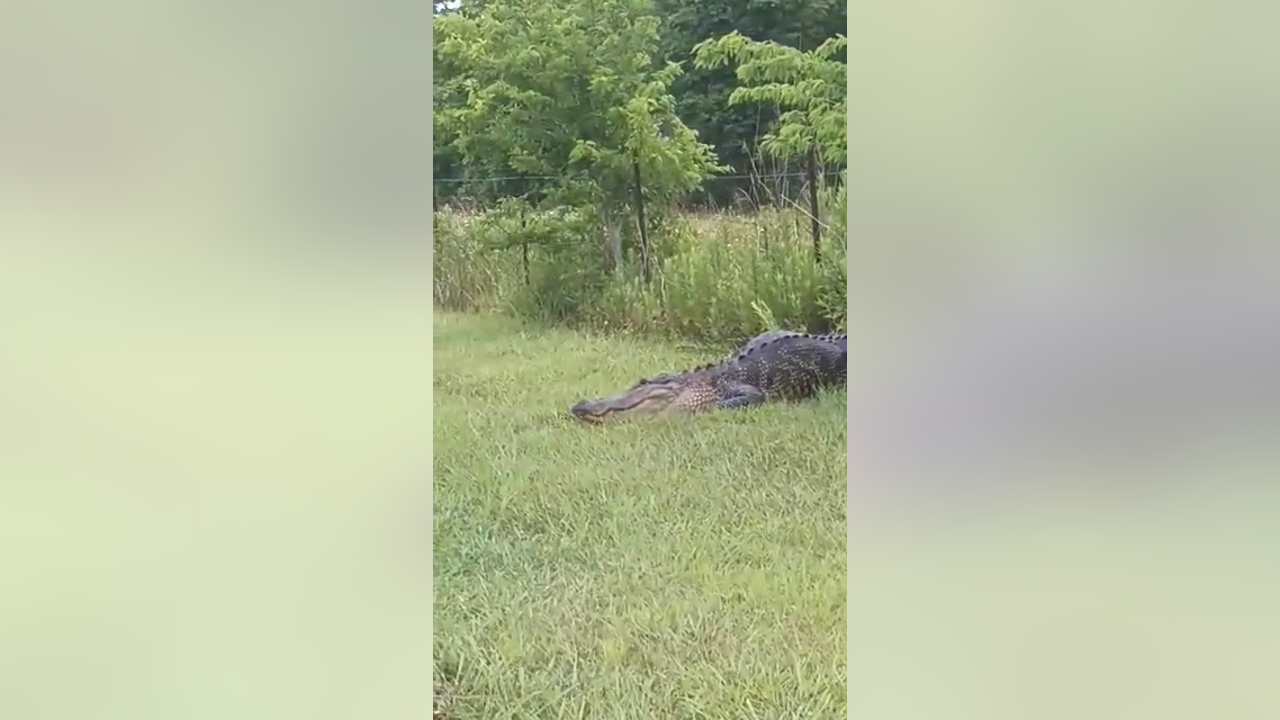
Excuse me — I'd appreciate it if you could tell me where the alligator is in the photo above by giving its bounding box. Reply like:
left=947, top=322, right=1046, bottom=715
left=570, top=333, right=847, bottom=423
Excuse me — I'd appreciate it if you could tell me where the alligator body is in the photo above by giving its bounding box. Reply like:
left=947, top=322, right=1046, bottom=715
left=570, top=333, right=846, bottom=423
left=637, top=330, right=847, bottom=386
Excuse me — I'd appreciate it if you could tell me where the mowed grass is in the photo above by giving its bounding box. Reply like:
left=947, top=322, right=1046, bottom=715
left=433, top=311, right=847, bottom=719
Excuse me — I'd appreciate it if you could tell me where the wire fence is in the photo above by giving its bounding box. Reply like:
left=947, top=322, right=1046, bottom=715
left=435, top=154, right=845, bottom=277
left=433, top=167, right=846, bottom=213
left=430, top=170, right=845, bottom=184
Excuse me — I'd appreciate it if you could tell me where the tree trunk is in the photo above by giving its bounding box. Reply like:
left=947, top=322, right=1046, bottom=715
left=631, top=157, right=650, bottom=283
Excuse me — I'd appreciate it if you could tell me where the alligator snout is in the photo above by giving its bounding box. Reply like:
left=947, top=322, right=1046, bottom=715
left=570, top=399, right=601, bottom=423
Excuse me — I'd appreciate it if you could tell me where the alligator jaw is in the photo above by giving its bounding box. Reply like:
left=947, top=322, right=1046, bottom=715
left=570, top=399, right=606, bottom=424
left=570, top=383, right=682, bottom=422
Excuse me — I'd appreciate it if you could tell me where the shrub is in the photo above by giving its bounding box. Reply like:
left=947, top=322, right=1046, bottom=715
left=433, top=193, right=845, bottom=343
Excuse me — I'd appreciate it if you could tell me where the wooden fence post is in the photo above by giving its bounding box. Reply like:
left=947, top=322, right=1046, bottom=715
left=806, top=148, right=821, bottom=263
left=518, top=178, right=531, bottom=286
left=520, top=209, right=530, bottom=286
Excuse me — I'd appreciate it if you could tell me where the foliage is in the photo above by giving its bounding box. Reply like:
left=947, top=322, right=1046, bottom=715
left=433, top=201, right=608, bottom=322
left=432, top=0, right=847, bottom=340
left=434, top=0, right=846, bottom=205
left=692, top=31, right=847, bottom=165
left=650, top=0, right=846, bottom=202
left=433, top=0, right=725, bottom=271
left=434, top=204, right=846, bottom=342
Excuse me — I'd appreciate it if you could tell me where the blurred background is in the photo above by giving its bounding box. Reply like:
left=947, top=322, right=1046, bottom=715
left=0, top=1, right=429, bottom=241
left=0, top=2, right=430, bottom=718
left=849, top=2, right=1280, bottom=717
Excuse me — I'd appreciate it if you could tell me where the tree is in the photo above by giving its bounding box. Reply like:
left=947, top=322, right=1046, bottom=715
left=692, top=31, right=847, bottom=166
left=694, top=30, right=846, bottom=260
left=434, top=0, right=724, bottom=272
left=651, top=0, right=846, bottom=204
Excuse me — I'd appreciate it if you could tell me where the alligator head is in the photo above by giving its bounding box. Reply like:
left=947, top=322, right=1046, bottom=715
left=569, top=373, right=720, bottom=423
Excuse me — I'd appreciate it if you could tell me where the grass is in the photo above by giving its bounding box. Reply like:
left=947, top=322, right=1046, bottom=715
left=431, top=205, right=846, bottom=342
left=432, top=310, right=847, bottom=719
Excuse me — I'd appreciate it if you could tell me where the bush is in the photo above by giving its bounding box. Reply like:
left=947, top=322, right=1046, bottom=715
left=432, top=191, right=846, bottom=343
left=432, top=204, right=519, bottom=312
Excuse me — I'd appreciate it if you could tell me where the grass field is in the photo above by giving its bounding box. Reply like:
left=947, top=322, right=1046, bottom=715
left=432, top=311, right=847, bottom=719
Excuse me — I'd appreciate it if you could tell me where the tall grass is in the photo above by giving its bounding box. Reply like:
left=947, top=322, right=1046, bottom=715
left=433, top=198, right=846, bottom=344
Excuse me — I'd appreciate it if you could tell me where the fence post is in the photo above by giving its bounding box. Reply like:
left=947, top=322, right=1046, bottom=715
left=806, top=148, right=821, bottom=263
left=520, top=208, right=530, bottom=286
left=517, top=179, right=531, bottom=286
left=631, top=156, right=651, bottom=283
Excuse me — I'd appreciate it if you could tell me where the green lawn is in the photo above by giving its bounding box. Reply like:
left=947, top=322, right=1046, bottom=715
left=432, top=311, right=847, bottom=719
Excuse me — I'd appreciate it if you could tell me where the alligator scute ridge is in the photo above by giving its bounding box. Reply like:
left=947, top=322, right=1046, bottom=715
left=637, top=329, right=846, bottom=387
